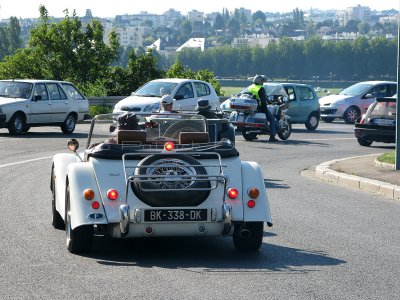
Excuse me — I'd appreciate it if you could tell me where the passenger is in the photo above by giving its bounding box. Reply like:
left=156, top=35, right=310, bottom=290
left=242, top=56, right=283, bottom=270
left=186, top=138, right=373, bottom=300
left=195, top=99, right=220, bottom=119
left=117, top=112, right=140, bottom=130
left=104, top=112, right=140, bottom=144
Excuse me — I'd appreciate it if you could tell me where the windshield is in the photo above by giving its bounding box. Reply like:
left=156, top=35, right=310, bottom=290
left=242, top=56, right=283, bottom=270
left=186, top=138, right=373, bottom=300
left=340, top=82, right=373, bottom=96
left=86, top=113, right=207, bottom=148
left=0, top=81, right=33, bottom=99
left=239, top=83, right=288, bottom=97
left=134, top=81, right=179, bottom=97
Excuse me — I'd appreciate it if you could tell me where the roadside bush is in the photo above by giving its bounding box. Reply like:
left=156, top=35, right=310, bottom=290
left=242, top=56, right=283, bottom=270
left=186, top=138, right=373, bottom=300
left=89, top=105, right=113, bottom=117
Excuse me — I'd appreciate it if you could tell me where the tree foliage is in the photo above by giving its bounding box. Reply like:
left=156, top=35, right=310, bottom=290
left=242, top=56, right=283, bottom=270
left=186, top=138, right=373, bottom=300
left=0, top=5, right=119, bottom=89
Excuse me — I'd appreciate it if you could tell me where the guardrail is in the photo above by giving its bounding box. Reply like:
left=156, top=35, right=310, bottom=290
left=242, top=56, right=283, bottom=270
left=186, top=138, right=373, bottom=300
left=88, top=96, right=230, bottom=106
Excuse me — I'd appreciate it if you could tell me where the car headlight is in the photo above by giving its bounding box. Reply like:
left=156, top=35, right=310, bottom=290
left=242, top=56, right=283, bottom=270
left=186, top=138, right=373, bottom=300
left=143, top=103, right=160, bottom=112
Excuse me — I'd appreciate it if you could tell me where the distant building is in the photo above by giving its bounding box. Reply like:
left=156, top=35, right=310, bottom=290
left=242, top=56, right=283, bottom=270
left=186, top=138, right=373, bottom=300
left=115, top=12, right=167, bottom=28
left=337, top=5, right=371, bottom=26
left=176, top=38, right=205, bottom=51
left=231, top=34, right=278, bottom=48
left=187, top=10, right=204, bottom=22
left=103, top=23, right=144, bottom=48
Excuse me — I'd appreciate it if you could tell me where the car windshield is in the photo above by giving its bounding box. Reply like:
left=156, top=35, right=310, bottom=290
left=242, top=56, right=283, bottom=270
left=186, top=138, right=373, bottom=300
left=340, top=83, right=373, bottom=96
left=86, top=113, right=207, bottom=148
left=370, top=101, right=396, bottom=117
left=239, top=83, right=288, bottom=97
left=134, top=81, right=179, bottom=97
left=0, top=81, right=33, bottom=99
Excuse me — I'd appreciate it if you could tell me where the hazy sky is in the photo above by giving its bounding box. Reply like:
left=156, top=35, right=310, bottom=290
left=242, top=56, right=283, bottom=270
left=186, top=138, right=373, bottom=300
left=0, top=0, right=398, bottom=19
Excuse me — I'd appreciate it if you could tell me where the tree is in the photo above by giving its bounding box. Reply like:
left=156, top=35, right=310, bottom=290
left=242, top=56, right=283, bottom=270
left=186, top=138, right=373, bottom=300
left=252, top=10, right=266, bottom=23
left=214, top=14, right=225, bottom=30
left=0, top=5, right=119, bottom=94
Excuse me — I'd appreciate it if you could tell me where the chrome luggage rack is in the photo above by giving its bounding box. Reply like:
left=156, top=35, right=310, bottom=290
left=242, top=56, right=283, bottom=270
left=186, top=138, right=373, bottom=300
left=122, top=151, right=227, bottom=193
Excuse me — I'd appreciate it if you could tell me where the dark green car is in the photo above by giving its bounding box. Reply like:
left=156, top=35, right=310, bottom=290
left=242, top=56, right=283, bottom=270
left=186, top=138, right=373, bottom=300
left=221, top=82, right=320, bottom=130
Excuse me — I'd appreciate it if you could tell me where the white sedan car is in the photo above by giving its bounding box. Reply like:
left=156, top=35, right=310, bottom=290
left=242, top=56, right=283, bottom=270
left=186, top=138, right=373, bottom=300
left=0, top=79, right=89, bottom=134
left=113, top=78, right=221, bottom=114
left=50, top=113, right=273, bottom=254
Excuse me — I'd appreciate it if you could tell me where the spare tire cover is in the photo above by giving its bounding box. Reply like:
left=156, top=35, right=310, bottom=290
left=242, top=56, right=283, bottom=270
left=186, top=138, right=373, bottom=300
left=132, top=154, right=210, bottom=207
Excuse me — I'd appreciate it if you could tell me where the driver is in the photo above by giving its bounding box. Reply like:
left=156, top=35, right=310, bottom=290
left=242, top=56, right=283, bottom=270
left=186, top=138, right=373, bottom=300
left=247, top=75, right=277, bottom=142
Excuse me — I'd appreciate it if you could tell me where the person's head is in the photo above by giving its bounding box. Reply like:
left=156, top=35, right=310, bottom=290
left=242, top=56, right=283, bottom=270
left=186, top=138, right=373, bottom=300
left=253, top=74, right=267, bottom=85
left=160, top=94, right=174, bottom=112
left=196, top=99, right=211, bottom=112
left=117, top=112, right=139, bottom=130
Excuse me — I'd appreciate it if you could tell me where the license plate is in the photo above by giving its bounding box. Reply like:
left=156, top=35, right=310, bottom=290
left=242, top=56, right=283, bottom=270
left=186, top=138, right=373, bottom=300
left=144, top=209, right=207, bottom=222
left=373, top=119, right=394, bottom=126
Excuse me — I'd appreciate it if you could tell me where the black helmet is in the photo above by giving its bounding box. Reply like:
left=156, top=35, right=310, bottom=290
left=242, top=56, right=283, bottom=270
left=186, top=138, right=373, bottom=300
left=117, top=112, right=139, bottom=130
left=253, top=74, right=266, bottom=85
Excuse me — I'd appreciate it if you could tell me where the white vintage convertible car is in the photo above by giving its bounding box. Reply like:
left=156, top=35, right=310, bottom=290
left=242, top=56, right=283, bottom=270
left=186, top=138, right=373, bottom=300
left=50, top=113, right=273, bottom=254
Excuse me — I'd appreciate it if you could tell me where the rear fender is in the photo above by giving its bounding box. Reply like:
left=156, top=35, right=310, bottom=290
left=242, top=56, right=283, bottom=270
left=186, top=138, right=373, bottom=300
left=52, top=153, right=81, bottom=223
left=67, top=163, right=107, bottom=230
left=241, top=161, right=272, bottom=222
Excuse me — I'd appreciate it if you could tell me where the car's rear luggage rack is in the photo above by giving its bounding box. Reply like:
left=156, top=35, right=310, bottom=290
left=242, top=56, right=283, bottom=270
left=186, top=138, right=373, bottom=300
left=122, top=151, right=227, bottom=192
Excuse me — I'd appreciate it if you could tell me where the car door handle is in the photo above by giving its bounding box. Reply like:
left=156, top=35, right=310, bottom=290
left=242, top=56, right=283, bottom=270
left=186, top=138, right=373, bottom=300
left=64, top=101, right=69, bottom=104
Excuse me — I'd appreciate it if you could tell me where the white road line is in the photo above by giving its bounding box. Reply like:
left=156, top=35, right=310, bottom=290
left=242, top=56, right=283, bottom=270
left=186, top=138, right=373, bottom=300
left=0, top=156, right=53, bottom=169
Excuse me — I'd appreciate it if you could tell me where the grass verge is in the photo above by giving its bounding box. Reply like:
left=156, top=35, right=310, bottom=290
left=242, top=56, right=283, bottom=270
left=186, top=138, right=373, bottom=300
left=377, top=151, right=395, bottom=164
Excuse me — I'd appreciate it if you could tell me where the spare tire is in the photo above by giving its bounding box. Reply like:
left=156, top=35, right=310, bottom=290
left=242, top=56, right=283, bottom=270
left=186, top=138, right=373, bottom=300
left=132, top=154, right=210, bottom=207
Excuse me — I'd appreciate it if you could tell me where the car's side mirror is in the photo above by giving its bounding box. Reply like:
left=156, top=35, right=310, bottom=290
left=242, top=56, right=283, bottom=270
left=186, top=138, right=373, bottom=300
left=174, top=95, right=184, bottom=100
left=33, top=94, right=42, bottom=101
left=364, top=94, right=373, bottom=99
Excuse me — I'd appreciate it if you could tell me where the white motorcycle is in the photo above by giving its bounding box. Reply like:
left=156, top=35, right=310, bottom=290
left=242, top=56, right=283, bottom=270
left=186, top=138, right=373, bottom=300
left=229, top=93, right=292, bottom=141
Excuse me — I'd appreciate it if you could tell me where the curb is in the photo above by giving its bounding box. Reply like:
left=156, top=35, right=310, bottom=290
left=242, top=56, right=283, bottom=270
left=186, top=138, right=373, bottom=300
left=315, top=154, right=400, bottom=200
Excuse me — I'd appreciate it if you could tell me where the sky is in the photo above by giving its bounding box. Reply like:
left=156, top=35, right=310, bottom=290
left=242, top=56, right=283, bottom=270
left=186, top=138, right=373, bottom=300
left=0, top=0, right=398, bottom=19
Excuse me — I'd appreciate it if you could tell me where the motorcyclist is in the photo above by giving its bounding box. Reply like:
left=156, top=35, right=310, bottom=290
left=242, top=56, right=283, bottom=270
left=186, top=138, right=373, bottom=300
left=247, top=75, right=277, bottom=142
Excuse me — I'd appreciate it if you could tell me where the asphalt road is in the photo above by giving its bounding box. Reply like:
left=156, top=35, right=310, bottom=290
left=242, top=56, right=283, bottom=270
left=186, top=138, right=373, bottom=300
left=0, top=121, right=399, bottom=299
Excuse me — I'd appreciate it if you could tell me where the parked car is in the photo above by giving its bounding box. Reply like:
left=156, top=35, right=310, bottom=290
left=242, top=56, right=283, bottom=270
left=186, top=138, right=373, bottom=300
left=319, top=81, right=397, bottom=124
left=0, top=79, right=89, bottom=135
left=50, top=113, right=273, bottom=254
left=354, top=95, right=396, bottom=146
left=113, top=78, right=221, bottom=115
left=221, top=82, right=320, bottom=130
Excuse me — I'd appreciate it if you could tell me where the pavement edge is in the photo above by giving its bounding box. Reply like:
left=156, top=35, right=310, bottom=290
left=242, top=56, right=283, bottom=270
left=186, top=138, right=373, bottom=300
left=315, top=154, right=400, bottom=200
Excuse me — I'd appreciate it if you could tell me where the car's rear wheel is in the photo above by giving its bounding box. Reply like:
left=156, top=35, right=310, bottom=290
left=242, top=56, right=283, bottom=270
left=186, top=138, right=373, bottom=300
left=8, top=113, right=26, bottom=135
left=65, top=185, right=93, bottom=253
left=132, top=154, right=210, bottom=207
left=242, top=127, right=258, bottom=141
left=305, top=112, right=319, bottom=131
left=61, top=114, right=76, bottom=134
left=343, top=106, right=360, bottom=124
left=357, top=137, right=373, bottom=147
left=321, top=117, right=335, bottom=123
left=233, top=222, right=264, bottom=252
left=51, top=166, right=65, bottom=230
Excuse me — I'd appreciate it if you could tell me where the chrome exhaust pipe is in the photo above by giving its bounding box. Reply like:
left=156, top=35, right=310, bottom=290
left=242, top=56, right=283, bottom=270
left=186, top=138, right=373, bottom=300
left=119, top=204, right=130, bottom=237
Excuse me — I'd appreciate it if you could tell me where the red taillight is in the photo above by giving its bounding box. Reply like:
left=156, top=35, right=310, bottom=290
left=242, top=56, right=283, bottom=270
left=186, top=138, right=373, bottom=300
left=227, top=188, right=239, bottom=199
left=107, top=189, right=118, bottom=200
left=83, top=189, right=95, bottom=200
left=92, top=201, right=100, bottom=209
left=164, top=141, right=175, bottom=151
left=248, top=187, right=259, bottom=199
left=247, top=200, right=256, bottom=208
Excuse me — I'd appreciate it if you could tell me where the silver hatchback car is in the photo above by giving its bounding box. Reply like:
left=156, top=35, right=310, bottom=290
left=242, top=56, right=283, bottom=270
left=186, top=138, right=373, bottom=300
left=319, top=81, right=397, bottom=124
